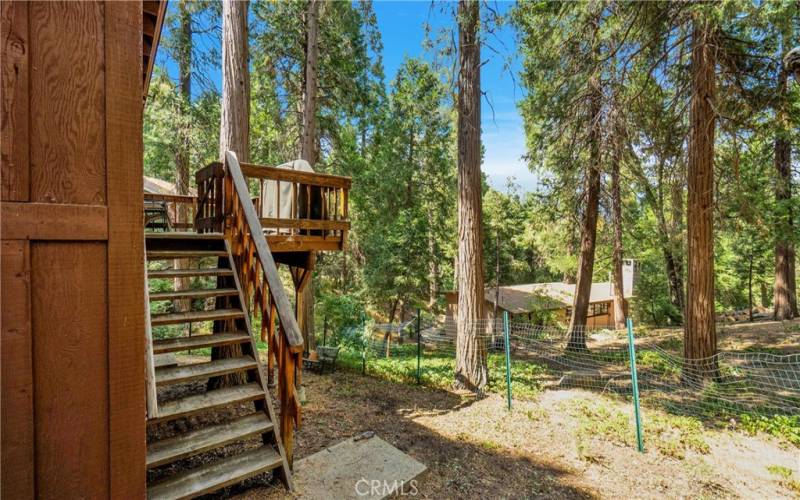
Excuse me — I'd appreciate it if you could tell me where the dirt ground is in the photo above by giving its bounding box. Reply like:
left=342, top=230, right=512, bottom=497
left=223, top=368, right=799, bottom=500
left=592, top=317, right=800, bottom=354
left=156, top=320, right=800, bottom=499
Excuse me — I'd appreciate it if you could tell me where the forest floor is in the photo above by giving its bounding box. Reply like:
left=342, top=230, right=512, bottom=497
left=154, top=320, right=800, bottom=499
left=234, top=369, right=799, bottom=499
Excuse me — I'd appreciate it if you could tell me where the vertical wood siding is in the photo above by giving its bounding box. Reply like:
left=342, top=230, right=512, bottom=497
left=1, top=1, right=145, bottom=497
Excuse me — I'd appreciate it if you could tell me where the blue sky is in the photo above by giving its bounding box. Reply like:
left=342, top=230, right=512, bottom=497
left=373, top=1, right=535, bottom=192
left=158, top=0, right=535, bottom=192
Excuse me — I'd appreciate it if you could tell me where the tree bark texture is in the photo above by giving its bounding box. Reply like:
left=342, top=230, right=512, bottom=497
left=454, top=0, right=488, bottom=392
left=773, top=34, right=797, bottom=320
left=567, top=72, right=602, bottom=349
left=219, top=0, right=250, bottom=163
left=684, top=17, right=717, bottom=380
left=173, top=0, right=192, bottom=314
left=301, top=0, right=320, bottom=165
left=211, top=0, right=250, bottom=388
left=296, top=0, right=321, bottom=355
left=610, top=105, right=626, bottom=331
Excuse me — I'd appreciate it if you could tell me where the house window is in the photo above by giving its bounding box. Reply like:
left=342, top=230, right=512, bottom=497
left=589, top=302, right=609, bottom=317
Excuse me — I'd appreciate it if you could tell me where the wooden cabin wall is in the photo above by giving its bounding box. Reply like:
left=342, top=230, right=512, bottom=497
left=1, top=2, right=145, bottom=498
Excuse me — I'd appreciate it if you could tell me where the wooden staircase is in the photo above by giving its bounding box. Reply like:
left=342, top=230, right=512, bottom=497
left=145, top=232, right=292, bottom=499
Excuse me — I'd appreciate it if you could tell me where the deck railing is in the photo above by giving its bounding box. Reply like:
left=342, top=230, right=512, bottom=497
left=143, top=192, right=197, bottom=231
left=240, top=162, right=350, bottom=238
left=195, top=153, right=306, bottom=464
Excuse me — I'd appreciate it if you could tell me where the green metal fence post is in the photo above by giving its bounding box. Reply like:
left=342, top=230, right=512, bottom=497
left=627, top=318, right=644, bottom=452
left=416, top=308, right=422, bottom=384
left=503, top=311, right=512, bottom=411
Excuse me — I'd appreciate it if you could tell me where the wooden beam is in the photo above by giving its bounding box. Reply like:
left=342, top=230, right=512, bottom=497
left=260, top=217, right=349, bottom=231
left=143, top=1, right=166, bottom=101
left=144, top=193, right=197, bottom=203
left=240, top=162, right=352, bottom=189
left=266, top=234, right=342, bottom=253
left=106, top=2, right=146, bottom=497
left=1, top=202, right=108, bottom=240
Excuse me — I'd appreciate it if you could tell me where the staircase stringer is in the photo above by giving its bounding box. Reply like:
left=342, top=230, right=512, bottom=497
left=144, top=244, right=159, bottom=419
left=223, top=238, right=295, bottom=490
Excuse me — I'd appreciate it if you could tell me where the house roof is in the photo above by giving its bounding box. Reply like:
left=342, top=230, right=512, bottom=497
left=143, top=1, right=168, bottom=101
left=143, top=176, right=197, bottom=196
left=483, top=281, right=634, bottom=315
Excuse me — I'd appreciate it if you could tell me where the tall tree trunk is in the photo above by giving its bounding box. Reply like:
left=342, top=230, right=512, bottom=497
left=774, top=33, right=796, bottom=320
left=610, top=105, right=626, bottom=331
left=297, top=0, right=320, bottom=355
left=211, top=0, right=250, bottom=389
left=454, top=0, right=488, bottom=393
left=684, top=17, right=717, bottom=381
left=219, top=0, right=250, bottom=163
left=301, top=0, right=320, bottom=166
left=173, top=0, right=193, bottom=314
left=567, top=73, right=602, bottom=349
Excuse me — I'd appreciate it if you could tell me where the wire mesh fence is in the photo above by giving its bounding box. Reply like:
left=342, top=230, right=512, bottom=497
left=321, top=314, right=800, bottom=427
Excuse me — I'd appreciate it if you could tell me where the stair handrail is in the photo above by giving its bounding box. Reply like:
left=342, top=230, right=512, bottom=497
left=195, top=151, right=304, bottom=464
left=224, top=151, right=304, bottom=350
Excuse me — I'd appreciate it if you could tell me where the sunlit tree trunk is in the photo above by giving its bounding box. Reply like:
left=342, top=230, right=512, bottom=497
left=454, top=0, right=488, bottom=392
left=211, top=0, right=250, bottom=388
left=219, top=0, right=250, bottom=163
left=773, top=32, right=796, bottom=320
left=567, top=71, right=602, bottom=349
left=297, top=0, right=320, bottom=355
left=684, top=16, right=717, bottom=381
left=610, top=102, right=626, bottom=331
left=173, top=0, right=192, bottom=314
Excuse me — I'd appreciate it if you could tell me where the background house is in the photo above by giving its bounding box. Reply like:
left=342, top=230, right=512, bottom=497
left=446, top=260, right=636, bottom=329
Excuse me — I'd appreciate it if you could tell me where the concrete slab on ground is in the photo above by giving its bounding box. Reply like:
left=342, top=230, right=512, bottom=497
left=293, top=433, right=426, bottom=500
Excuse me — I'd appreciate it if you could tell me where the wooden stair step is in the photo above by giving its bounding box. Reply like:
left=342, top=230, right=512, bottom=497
left=147, top=412, right=273, bottom=468
left=145, top=232, right=225, bottom=240
left=147, top=445, right=282, bottom=500
left=152, top=332, right=251, bottom=354
left=147, top=250, right=228, bottom=260
left=149, top=288, right=239, bottom=302
left=151, top=309, right=245, bottom=326
left=151, top=308, right=245, bottom=326
left=156, top=356, right=258, bottom=386
left=148, top=268, right=233, bottom=279
left=151, top=383, right=265, bottom=424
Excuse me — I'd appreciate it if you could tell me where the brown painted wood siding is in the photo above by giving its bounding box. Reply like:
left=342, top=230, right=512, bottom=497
left=1, top=2, right=145, bottom=498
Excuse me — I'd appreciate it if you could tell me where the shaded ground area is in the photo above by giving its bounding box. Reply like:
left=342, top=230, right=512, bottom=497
left=241, top=371, right=597, bottom=499
left=234, top=370, right=798, bottom=499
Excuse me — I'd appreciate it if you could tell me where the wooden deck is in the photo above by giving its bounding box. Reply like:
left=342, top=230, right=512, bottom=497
left=147, top=161, right=350, bottom=254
